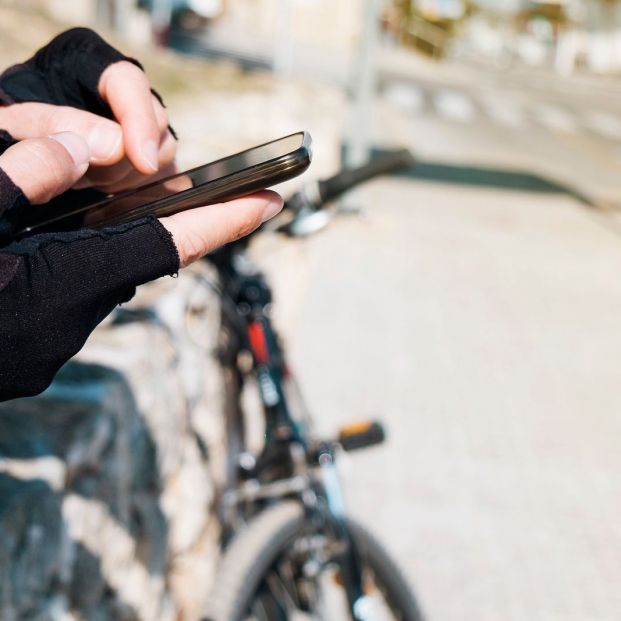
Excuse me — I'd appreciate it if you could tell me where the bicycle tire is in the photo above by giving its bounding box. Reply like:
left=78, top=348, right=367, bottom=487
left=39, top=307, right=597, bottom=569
left=204, top=500, right=424, bottom=621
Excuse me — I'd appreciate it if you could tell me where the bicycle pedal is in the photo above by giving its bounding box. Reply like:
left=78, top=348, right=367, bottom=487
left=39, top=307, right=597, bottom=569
left=338, top=421, right=385, bottom=452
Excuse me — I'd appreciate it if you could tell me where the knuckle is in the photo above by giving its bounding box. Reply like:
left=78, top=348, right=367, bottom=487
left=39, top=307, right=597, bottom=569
left=0, top=103, right=45, bottom=138
left=233, top=208, right=262, bottom=241
left=50, top=106, right=88, bottom=134
left=36, top=104, right=65, bottom=135
left=180, top=229, right=206, bottom=265
left=19, top=140, right=72, bottom=202
left=33, top=104, right=85, bottom=137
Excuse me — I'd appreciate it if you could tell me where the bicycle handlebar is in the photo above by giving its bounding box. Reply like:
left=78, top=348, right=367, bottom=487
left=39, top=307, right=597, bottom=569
left=316, top=148, right=415, bottom=206
left=281, top=148, right=414, bottom=219
left=211, top=147, right=415, bottom=253
left=273, top=147, right=414, bottom=237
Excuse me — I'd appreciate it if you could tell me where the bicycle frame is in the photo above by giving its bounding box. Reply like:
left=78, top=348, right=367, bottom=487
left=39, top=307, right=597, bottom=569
left=206, top=243, right=371, bottom=621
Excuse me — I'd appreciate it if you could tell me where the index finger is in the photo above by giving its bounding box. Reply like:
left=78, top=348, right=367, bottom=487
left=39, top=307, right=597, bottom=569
left=99, top=61, right=160, bottom=175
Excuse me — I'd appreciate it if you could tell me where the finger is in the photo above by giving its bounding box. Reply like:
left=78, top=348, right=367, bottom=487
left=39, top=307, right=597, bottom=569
left=159, top=191, right=283, bottom=268
left=78, top=130, right=177, bottom=192
left=75, top=159, right=134, bottom=190
left=99, top=61, right=161, bottom=175
left=0, top=102, right=123, bottom=166
left=0, top=132, right=90, bottom=204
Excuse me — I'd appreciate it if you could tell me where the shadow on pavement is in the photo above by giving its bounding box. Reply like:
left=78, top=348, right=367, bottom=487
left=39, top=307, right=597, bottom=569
left=368, top=148, right=595, bottom=207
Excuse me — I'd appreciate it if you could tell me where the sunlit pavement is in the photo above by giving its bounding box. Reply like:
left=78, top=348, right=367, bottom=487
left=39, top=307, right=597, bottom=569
left=377, top=50, right=621, bottom=207
left=171, top=56, right=621, bottom=621
left=271, top=180, right=621, bottom=621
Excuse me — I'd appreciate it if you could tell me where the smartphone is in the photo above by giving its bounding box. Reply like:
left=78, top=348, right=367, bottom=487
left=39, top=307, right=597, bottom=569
left=17, top=131, right=312, bottom=236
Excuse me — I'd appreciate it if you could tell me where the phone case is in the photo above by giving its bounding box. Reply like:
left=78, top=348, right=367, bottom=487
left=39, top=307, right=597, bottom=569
left=17, top=131, right=312, bottom=236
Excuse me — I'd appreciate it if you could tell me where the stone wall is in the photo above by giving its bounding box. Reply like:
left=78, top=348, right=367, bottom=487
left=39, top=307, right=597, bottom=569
left=0, top=262, right=225, bottom=621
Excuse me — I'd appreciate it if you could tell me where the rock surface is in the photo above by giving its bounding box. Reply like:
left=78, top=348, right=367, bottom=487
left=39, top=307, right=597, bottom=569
left=0, top=263, right=225, bottom=621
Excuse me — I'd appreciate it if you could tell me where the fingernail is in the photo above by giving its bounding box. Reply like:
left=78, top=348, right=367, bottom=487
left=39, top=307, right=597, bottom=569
left=87, top=122, right=122, bottom=161
left=49, top=132, right=90, bottom=168
left=142, top=139, right=159, bottom=172
left=261, top=197, right=284, bottom=223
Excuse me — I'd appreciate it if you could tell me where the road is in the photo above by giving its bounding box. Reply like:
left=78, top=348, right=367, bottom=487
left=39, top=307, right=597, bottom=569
left=172, top=54, right=621, bottom=621
left=376, top=52, right=621, bottom=207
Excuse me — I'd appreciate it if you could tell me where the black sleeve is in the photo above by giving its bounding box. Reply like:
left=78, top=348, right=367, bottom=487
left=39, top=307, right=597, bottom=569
left=0, top=27, right=140, bottom=119
left=0, top=216, right=179, bottom=402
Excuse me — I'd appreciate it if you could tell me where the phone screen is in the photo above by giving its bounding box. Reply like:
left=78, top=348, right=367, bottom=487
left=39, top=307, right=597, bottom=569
left=19, top=132, right=310, bottom=234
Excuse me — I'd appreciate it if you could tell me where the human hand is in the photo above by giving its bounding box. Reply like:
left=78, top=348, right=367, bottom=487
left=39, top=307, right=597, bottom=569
left=91, top=60, right=177, bottom=186
left=0, top=61, right=174, bottom=194
left=159, top=190, right=283, bottom=267
left=0, top=133, right=283, bottom=264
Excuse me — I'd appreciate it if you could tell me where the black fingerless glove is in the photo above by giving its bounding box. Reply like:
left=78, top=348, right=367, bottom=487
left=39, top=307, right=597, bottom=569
left=0, top=29, right=181, bottom=402
left=0, top=27, right=141, bottom=119
left=0, top=27, right=175, bottom=137
left=0, top=216, right=179, bottom=401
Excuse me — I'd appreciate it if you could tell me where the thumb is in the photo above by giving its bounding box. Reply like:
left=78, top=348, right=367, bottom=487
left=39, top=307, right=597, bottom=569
left=0, top=133, right=90, bottom=204
left=159, top=191, right=283, bottom=268
left=0, top=102, right=123, bottom=166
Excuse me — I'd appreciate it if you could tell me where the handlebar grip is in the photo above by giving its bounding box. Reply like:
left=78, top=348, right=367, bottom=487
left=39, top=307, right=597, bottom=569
left=317, top=148, right=415, bottom=204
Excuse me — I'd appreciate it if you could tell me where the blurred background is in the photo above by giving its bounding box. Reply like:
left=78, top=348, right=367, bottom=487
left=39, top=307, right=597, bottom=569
left=1, top=1, right=621, bottom=620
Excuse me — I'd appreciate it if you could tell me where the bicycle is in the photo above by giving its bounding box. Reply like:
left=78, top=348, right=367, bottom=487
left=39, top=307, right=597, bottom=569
left=191, top=147, right=424, bottom=621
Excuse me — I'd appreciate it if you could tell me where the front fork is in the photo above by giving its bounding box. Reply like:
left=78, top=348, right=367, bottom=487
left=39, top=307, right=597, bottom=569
left=235, top=265, right=373, bottom=620
left=318, top=447, right=375, bottom=621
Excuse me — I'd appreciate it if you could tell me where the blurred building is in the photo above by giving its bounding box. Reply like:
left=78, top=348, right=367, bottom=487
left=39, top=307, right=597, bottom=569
left=520, top=0, right=621, bottom=74
left=454, top=0, right=621, bottom=74
left=21, top=0, right=621, bottom=75
left=561, top=0, right=621, bottom=73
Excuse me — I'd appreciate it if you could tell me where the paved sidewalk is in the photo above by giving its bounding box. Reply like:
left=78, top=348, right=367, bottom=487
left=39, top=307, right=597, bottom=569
left=253, top=177, right=621, bottom=621
left=3, top=8, right=619, bottom=618
left=166, top=61, right=621, bottom=620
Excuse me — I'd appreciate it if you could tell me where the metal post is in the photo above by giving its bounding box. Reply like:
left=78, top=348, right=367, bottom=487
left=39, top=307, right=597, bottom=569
left=95, top=0, right=133, bottom=38
left=273, top=0, right=295, bottom=77
left=96, top=0, right=113, bottom=30
left=346, top=0, right=381, bottom=168
left=112, top=0, right=133, bottom=38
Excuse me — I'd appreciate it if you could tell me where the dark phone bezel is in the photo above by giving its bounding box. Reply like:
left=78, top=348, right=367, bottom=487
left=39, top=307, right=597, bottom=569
left=19, top=131, right=312, bottom=234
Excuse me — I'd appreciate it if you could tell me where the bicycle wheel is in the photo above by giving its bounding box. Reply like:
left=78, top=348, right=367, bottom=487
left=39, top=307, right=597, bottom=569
left=204, top=501, right=424, bottom=621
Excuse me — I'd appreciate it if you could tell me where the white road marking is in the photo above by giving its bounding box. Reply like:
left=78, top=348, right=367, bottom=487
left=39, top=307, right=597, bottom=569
left=387, top=83, right=620, bottom=144
left=532, top=103, right=578, bottom=133
left=383, top=81, right=425, bottom=114
left=479, top=94, right=526, bottom=128
left=433, top=89, right=477, bottom=122
left=584, top=110, right=621, bottom=140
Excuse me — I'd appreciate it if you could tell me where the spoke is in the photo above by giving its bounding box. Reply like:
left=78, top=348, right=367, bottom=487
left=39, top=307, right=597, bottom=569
left=246, top=538, right=410, bottom=621
left=277, top=557, right=302, bottom=610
